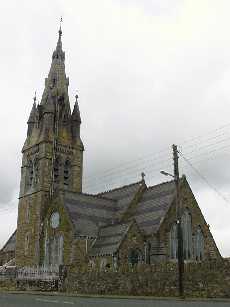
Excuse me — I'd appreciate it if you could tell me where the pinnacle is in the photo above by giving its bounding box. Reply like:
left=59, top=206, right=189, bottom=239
left=72, top=94, right=81, bottom=122
left=28, top=95, right=37, bottom=123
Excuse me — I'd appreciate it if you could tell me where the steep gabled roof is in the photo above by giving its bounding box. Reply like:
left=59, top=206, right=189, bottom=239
left=64, top=192, right=117, bottom=237
left=133, top=180, right=176, bottom=235
left=97, top=181, right=143, bottom=200
left=63, top=182, right=144, bottom=238
left=64, top=179, right=177, bottom=238
left=98, top=181, right=144, bottom=217
left=0, top=230, right=17, bottom=253
left=89, top=222, right=133, bottom=256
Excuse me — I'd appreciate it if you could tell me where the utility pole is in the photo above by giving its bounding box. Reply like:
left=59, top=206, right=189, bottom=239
left=172, top=144, right=184, bottom=298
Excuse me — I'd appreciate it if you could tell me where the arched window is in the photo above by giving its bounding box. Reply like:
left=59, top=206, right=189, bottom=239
left=128, top=249, right=142, bottom=266
left=53, top=157, right=61, bottom=184
left=64, top=160, right=71, bottom=186
left=33, top=158, right=39, bottom=185
left=181, top=209, right=193, bottom=260
left=25, top=201, right=30, bottom=222
left=170, top=223, right=178, bottom=259
left=28, top=160, right=33, bottom=187
left=194, top=226, right=204, bottom=261
left=25, top=233, right=30, bottom=256
left=50, top=235, right=64, bottom=265
left=58, top=235, right=64, bottom=265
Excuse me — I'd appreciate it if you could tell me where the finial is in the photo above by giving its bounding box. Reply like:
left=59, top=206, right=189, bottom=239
left=59, top=16, right=63, bottom=37
left=33, top=91, right=37, bottom=105
left=75, top=94, right=79, bottom=103
left=141, top=172, right=145, bottom=181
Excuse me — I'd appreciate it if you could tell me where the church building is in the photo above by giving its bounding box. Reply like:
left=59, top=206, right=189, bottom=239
left=0, top=28, right=221, bottom=269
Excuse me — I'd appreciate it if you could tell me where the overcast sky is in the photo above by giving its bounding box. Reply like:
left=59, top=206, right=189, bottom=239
left=0, top=0, right=230, bottom=257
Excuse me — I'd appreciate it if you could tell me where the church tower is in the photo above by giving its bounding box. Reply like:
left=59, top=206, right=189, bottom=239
left=15, top=27, right=84, bottom=266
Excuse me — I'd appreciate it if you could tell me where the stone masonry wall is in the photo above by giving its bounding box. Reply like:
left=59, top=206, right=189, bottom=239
left=64, top=260, right=230, bottom=298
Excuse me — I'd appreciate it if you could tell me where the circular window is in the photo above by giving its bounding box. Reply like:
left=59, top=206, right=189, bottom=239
left=50, top=212, right=60, bottom=229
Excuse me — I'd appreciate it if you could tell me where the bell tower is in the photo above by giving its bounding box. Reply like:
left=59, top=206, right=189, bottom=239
left=15, top=26, right=84, bottom=266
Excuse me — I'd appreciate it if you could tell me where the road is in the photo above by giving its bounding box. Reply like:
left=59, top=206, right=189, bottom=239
left=0, top=293, right=229, bottom=307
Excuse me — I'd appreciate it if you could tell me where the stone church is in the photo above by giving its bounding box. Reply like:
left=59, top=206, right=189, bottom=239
left=0, top=28, right=221, bottom=269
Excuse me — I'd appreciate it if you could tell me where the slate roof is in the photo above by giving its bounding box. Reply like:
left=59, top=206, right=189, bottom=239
left=98, top=181, right=143, bottom=217
left=64, top=192, right=117, bottom=237
left=89, top=222, right=132, bottom=256
left=1, top=230, right=16, bottom=253
left=63, top=180, right=176, bottom=256
left=134, top=180, right=176, bottom=235
left=2, top=179, right=177, bottom=257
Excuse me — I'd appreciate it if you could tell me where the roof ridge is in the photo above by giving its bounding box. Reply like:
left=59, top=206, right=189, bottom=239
left=64, top=190, right=117, bottom=202
left=147, top=179, right=175, bottom=190
left=97, top=180, right=143, bottom=196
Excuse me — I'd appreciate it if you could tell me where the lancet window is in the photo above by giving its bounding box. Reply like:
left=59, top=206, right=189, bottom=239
left=170, top=223, right=178, bottom=259
left=194, top=226, right=204, bottom=261
left=128, top=249, right=142, bottom=266
left=64, top=160, right=71, bottom=186
left=25, top=233, right=30, bottom=256
left=48, top=235, right=64, bottom=266
left=33, top=158, right=39, bottom=185
left=28, top=160, right=34, bottom=187
left=181, top=209, right=193, bottom=260
left=53, top=157, right=61, bottom=184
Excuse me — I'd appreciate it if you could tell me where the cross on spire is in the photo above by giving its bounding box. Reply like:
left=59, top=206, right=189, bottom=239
left=141, top=172, right=146, bottom=181
left=59, top=16, right=63, bottom=37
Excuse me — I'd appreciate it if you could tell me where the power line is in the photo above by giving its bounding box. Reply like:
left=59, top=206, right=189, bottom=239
left=178, top=122, right=230, bottom=148
left=83, top=156, right=172, bottom=186
left=179, top=135, right=230, bottom=157
left=178, top=150, right=230, bottom=207
left=83, top=158, right=173, bottom=192
left=84, top=124, right=230, bottom=187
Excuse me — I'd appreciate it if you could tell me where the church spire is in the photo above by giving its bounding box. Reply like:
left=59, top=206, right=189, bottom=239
left=71, top=94, right=82, bottom=138
left=40, top=21, right=70, bottom=114
left=27, top=92, right=37, bottom=136
left=27, top=92, right=37, bottom=122
left=72, top=94, right=81, bottom=123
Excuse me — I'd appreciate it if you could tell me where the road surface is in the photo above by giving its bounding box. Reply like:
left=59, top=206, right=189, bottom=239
left=0, top=293, right=229, bottom=307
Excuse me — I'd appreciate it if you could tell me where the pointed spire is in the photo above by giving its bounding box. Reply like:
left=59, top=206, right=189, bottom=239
left=53, top=17, right=64, bottom=60
left=72, top=94, right=81, bottom=123
left=41, top=20, right=70, bottom=113
left=59, top=17, right=63, bottom=37
left=28, top=92, right=37, bottom=123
